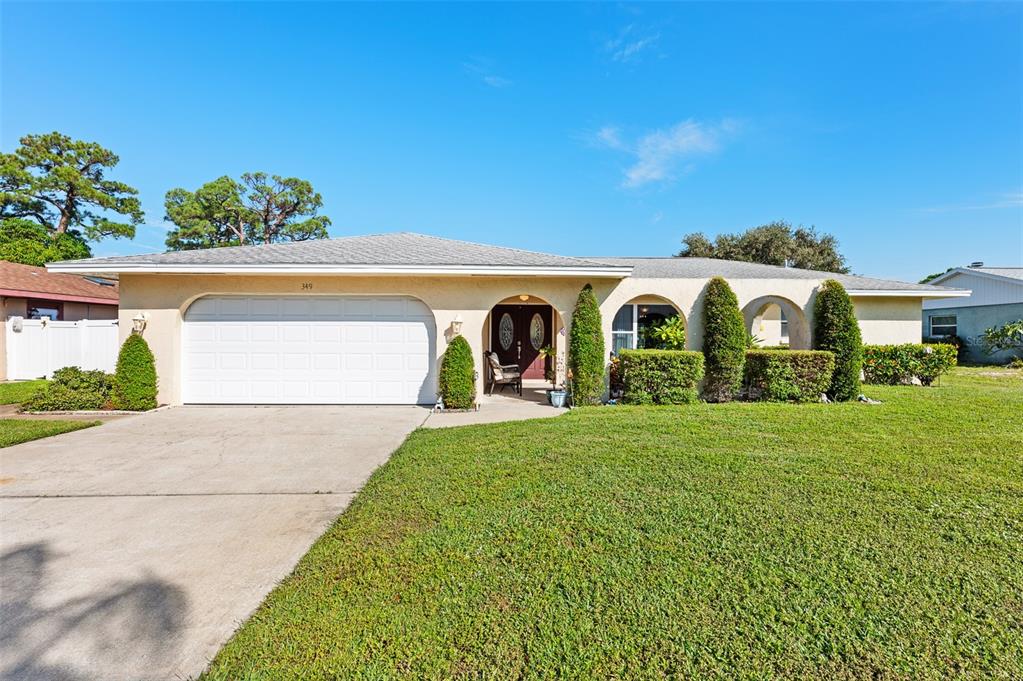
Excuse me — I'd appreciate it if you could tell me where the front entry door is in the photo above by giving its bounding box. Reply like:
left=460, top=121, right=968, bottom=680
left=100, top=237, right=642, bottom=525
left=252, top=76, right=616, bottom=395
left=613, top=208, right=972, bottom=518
left=490, top=305, right=552, bottom=380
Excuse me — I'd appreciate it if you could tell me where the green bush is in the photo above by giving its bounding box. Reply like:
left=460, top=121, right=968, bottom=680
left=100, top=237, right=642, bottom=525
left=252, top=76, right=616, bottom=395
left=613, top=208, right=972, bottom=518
left=863, top=344, right=957, bottom=386
left=23, top=366, right=113, bottom=411
left=568, top=284, right=605, bottom=405
left=438, top=335, right=475, bottom=410
left=619, top=349, right=705, bottom=405
left=813, top=280, right=863, bottom=401
left=701, top=277, right=747, bottom=402
left=744, top=350, right=835, bottom=402
left=113, top=333, right=158, bottom=410
left=644, top=315, right=687, bottom=350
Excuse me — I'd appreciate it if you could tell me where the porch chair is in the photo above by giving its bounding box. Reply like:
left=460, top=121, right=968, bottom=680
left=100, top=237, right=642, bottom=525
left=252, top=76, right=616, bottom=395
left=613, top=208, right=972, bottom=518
left=484, top=351, right=522, bottom=396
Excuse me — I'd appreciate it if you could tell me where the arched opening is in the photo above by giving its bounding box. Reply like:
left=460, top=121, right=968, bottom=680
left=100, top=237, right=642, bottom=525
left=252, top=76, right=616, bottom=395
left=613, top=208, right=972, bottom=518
left=482, top=294, right=565, bottom=402
left=611, top=295, right=686, bottom=355
left=742, top=296, right=810, bottom=350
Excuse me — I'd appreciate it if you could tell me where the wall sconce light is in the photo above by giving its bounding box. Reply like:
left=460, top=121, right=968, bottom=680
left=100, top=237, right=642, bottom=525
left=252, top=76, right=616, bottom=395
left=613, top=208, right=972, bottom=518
left=518, top=294, right=529, bottom=301
left=451, top=314, right=463, bottom=336
left=131, top=312, right=149, bottom=334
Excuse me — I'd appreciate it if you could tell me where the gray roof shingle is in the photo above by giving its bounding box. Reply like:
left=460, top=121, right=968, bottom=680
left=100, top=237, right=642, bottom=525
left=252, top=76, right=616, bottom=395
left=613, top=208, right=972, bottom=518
left=58, top=232, right=611, bottom=269
left=591, top=257, right=965, bottom=292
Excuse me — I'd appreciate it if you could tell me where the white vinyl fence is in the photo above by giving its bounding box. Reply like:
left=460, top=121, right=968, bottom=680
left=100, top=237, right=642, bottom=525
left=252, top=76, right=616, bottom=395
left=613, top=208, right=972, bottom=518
left=5, top=318, right=119, bottom=380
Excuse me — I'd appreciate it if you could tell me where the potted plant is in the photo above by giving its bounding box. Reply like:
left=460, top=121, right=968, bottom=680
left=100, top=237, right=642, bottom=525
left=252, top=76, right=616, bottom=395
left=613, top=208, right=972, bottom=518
left=538, top=345, right=557, bottom=389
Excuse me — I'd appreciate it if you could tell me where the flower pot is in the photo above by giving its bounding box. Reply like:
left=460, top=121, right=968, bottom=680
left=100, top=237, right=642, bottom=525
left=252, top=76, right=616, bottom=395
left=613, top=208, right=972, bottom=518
left=549, top=390, right=567, bottom=408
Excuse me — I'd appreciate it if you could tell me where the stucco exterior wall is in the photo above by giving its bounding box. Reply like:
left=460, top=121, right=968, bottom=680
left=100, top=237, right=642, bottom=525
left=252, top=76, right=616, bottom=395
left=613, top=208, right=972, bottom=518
left=119, top=273, right=929, bottom=405
left=851, top=297, right=925, bottom=345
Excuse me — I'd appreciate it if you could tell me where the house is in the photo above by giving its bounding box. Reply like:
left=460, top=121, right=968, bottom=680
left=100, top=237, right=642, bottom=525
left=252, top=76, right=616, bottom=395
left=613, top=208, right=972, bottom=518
left=922, top=265, right=1023, bottom=363
left=47, top=233, right=969, bottom=406
left=1, top=261, right=120, bottom=380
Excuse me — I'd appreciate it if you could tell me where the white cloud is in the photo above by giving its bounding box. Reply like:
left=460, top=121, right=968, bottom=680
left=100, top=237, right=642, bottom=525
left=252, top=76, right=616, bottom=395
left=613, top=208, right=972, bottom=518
left=592, top=119, right=739, bottom=188
left=463, top=59, right=512, bottom=88
left=922, top=190, right=1023, bottom=213
left=604, top=24, right=660, bottom=63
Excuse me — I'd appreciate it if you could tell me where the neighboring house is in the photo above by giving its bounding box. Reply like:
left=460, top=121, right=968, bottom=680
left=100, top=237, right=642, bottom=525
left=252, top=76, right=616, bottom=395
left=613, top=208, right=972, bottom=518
left=48, top=232, right=968, bottom=406
left=0, top=261, right=120, bottom=380
left=922, top=265, right=1023, bottom=364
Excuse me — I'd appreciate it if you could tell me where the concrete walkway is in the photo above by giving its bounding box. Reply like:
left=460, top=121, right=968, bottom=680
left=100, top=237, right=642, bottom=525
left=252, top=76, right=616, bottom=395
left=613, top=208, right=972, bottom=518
left=422, top=380, right=567, bottom=428
left=0, top=406, right=427, bottom=681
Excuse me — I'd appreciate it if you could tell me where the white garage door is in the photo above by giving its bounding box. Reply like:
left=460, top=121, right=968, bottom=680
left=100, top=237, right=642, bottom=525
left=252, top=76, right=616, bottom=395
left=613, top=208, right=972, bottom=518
left=183, top=295, right=436, bottom=404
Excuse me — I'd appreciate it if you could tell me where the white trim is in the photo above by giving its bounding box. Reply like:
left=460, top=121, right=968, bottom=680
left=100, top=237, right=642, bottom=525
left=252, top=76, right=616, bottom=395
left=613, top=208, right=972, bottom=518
left=928, top=267, right=1023, bottom=287
left=46, top=262, right=633, bottom=278
left=846, top=289, right=972, bottom=298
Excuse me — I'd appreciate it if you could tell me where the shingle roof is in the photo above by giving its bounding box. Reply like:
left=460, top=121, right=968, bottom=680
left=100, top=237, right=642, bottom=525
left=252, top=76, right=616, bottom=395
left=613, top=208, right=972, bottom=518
left=54, top=232, right=611, bottom=269
left=970, top=267, right=1023, bottom=281
left=0, top=261, right=119, bottom=301
left=592, top=257, right=965, bottom=292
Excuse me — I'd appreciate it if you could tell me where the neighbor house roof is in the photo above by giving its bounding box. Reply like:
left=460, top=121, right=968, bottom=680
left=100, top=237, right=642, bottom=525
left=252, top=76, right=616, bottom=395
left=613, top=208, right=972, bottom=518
left=0, top=261, right=119, bottom=305
left=46, top=231, right=967, bottom=298
left=594, top=257, right=969, bottom=296
left=927, top=266, right=1023, bottom=286
left=47, top=232, right=631, bottom=278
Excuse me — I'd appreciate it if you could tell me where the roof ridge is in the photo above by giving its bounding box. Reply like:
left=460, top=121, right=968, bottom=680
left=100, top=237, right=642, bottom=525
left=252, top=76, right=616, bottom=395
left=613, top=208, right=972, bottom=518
left=398, top=232, right=605, bottom=266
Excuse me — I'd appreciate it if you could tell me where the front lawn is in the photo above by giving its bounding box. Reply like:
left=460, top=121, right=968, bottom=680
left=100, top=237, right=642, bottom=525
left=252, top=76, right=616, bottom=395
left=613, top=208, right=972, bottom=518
left=204, top=368, right=1023, bottom=679
left=0, top=380, right=48, bottom=405
left=0, top=418, right=99, bottom=448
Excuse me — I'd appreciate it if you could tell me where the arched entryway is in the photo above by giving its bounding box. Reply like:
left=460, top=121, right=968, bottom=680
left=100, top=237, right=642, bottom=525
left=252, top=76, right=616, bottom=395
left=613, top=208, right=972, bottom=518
left=742, top=295, right=810, bottom=349
left=610, top=295, right=686, bottom=355
left=482, top=294, right=565, bottom=397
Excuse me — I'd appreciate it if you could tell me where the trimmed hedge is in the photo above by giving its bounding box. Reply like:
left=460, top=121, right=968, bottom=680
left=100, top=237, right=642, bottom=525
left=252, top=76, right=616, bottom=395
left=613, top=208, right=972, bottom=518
left=439, top=335, right=476, bottom=409
left=113, top=333, right=158, bottom=411
left=568, top=284, right=605, bottom=405
left=23, top=366, right=113, bottom=411
left=701, top=277, right=747, bottom=402
left=863, top=343, right=957, bottom=386
left=744, top=350, right=835, bottom=402
left=619, top=349, right=705, bottom=405
left=813, top=279, right=863, bottom=401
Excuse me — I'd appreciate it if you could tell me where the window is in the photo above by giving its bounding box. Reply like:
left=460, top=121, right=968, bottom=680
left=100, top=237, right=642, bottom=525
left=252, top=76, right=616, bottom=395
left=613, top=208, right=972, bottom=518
left=27, top=299, right=62, bottom=321
left=611, top=303, right=679, bottom=354
left=929, top=314, right=957, bottom=337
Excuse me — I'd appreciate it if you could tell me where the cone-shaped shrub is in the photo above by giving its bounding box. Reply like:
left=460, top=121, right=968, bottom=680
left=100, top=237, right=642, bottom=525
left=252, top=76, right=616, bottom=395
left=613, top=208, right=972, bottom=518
left=439, top=334, right=475, bottom=409
left=113, top=333, right=158, bottom=410
left=568, top=283, right=605, bottom=405
left=813, top=279, right=863, bottom=401
left=701, top=277, right=747, bottom=402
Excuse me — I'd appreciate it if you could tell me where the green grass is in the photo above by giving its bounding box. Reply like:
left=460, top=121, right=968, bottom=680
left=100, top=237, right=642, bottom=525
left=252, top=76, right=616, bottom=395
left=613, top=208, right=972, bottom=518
left=0, top=418, right=98, bottom=447
left=0, top=380, right=47, bottom=405
left=204, top=368, right=1023, bottom=679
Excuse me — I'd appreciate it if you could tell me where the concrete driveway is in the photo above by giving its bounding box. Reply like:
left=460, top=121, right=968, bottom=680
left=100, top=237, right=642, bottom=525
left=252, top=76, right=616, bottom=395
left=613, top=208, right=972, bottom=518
left=0, top=406, right=428, bottom=681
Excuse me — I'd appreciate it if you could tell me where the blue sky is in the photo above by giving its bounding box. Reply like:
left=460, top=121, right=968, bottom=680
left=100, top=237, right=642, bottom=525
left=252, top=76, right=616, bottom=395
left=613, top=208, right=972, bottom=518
left=2, top=2, right=1021, bottom=281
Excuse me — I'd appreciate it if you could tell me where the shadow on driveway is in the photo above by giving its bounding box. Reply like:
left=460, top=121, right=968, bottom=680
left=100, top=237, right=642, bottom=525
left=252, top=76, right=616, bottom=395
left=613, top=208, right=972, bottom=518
left=1, top=543, right=187, bottom=681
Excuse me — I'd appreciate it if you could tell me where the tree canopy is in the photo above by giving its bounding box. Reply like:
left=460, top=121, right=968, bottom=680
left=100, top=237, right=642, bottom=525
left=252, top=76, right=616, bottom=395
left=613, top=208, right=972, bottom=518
left=678, top=221, right=849, bottom=273
left=164, top=173, right=331, bottom=250
left=1, top=132, right=143, bottom=264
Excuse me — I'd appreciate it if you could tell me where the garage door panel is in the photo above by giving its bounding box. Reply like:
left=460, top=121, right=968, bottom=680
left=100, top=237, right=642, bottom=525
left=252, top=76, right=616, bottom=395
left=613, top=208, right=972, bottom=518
left=183, top=295, right=436, bottom=404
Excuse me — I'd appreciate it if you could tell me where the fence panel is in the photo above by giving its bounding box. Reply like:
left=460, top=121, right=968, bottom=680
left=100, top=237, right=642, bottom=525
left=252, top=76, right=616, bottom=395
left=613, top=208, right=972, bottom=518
left=5, top=318, right=119, bottom=380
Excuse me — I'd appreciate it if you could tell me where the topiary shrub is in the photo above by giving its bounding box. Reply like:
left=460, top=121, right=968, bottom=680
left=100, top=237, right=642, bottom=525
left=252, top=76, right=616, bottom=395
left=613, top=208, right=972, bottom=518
left=862, top=344, right=957, bottom=386
left=619, top=349, right=704, bottom=404
left=568, top=284, right=605, bottom=405
left=113, top=333, right=158, bottom=410
left=438, top=334, right=475, bottom=409
left=23, top=366, right=113, bottom=411
left=701, top=277, right=747, bottom=402
left=813, top=279, right=863, bottom=401
left=744, top=350, right=835, bottom=402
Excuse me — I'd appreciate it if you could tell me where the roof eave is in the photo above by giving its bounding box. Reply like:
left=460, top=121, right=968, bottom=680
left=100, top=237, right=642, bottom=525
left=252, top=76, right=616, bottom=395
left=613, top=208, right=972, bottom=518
left=846, top=288, right=972, bottom=298
left=46, top=262, right=633, bottom=278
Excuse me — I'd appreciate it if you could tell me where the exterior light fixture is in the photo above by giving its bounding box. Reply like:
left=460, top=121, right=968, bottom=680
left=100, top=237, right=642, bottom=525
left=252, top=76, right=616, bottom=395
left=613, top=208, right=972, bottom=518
left=131, top=312, right=149, bottom=334
left=519, top=294, right=529, bottom=301
left=451, top=314, right=463, bottom=336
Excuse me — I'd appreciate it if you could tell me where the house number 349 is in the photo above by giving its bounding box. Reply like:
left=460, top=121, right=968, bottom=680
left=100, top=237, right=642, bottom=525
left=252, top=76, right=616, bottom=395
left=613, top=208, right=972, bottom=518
left=301, top=283, right=313, bottom=290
